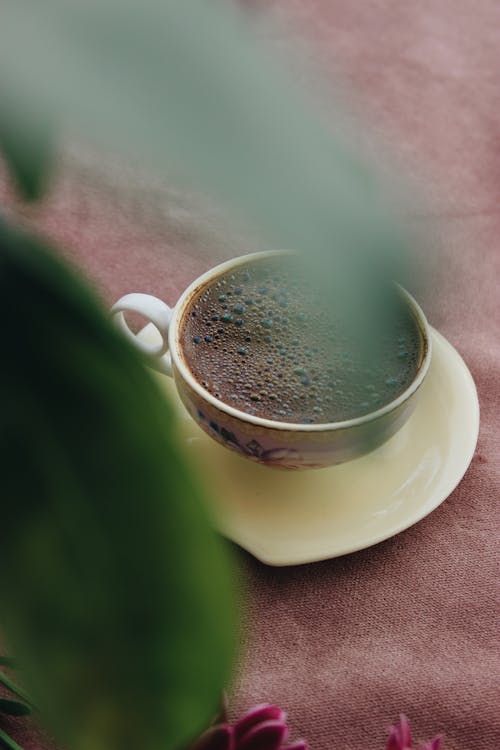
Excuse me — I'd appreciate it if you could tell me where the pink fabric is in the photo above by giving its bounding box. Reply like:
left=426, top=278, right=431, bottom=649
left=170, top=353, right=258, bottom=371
left=1, top=2, right=499, bottom=749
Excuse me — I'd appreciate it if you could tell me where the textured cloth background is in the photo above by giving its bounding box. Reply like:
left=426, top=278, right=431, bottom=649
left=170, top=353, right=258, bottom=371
left=1, top=2, right=499, bottom=749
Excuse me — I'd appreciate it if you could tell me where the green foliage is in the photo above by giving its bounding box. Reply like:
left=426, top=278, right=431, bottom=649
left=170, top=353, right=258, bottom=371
left=0, top=218, right=237, bottom=750
left=0, top=670, right=32, bottom=705
left=0, top=88, right=53, bottom=201
left=0, top=661, right=32, bottom=750
left=0, top=728, right=24, bottom=750
left=0, top=0, right=404, bottom=264
left=0, top=699, right=31, bottom=718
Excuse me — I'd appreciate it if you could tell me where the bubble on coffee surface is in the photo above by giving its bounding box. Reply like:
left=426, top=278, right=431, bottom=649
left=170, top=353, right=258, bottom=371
left=181, top=257, right=422, bottom=424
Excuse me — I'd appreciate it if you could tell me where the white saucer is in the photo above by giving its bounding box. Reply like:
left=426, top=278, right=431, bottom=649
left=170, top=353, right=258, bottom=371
left=140, top=325, right=479, bottom=566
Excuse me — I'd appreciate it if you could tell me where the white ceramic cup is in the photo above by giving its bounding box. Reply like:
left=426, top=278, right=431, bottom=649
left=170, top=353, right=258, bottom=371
left=111, top=251, right=432, bottom=470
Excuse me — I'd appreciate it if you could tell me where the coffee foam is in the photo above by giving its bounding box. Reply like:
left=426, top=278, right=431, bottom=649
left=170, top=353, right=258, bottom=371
left=180, top=258, right=421, bottom=424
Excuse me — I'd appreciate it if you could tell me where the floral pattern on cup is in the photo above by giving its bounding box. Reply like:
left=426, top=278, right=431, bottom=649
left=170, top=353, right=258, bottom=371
left=195, top=408, right=306, bottom=468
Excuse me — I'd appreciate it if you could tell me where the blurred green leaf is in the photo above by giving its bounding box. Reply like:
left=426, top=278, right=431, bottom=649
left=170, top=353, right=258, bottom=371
left=0, top=0, right=406, bottom=265
left=0, top=659, right=17, bottom=669
left=0, top=672, right=32, bottom=706
left=0, top=699, right=31, bottom=717
left=0, top=83, right=53, bottom=201
left=0, top=217, right=237, bottom=750
left=0, top=728, right=24, bottom=750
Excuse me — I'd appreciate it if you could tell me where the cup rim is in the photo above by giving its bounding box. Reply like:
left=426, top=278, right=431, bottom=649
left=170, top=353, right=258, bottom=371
left=168, top=250, right=432, bottom=432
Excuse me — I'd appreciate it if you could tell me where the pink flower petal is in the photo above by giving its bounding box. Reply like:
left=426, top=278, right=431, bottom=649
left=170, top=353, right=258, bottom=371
left=234, top=704, right=287, bottom=742
left=237, top=719, right=288, bottom=750
left=386, top=726, right=403, bottom=750
left=387, top=715, right=412, bottom=750
left=191, top=724, right=234, bottom=750
left=283, top=742, right=310, bottom=750
left=419, top=737, right=442, bottom=750
left=398, top=715, right=412, bottom=748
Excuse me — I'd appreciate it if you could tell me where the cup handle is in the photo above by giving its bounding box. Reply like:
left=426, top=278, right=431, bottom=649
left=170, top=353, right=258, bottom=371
left=111, top=293, right=173, bottom=376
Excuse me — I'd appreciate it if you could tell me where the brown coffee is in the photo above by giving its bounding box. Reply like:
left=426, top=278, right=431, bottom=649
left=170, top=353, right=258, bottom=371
left=180, top=257, right=422, bottom=424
